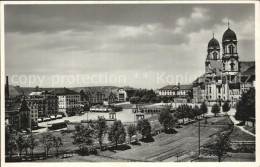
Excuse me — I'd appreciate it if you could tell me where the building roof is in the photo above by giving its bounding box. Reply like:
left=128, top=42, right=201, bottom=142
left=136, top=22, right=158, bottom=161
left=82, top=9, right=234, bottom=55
left=51, top=88, right=79, bottom=95
left=103, top=91, right=117, bottom=99
left=29, top=92, right=43, bottom=96
left=159, top=84, right=192, bottom=90
left=241, top=65, right=255, bottom=76
left=5, top=99, right=29, bottom=112
left=5, top=102, right=21, bottom=111
left=140, top=105, right=168, bottom=110
left=239, top=61, right=255, bottom=73
left=222, top=28, right=237, bottom=41
left=208, top=37, right=220, bottom=48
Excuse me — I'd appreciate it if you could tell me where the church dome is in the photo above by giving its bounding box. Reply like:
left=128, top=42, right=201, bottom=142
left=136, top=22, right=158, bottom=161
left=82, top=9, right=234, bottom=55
left=222, top=28, right=237, bottom=41
left=208, top=37, right=220, bottom=48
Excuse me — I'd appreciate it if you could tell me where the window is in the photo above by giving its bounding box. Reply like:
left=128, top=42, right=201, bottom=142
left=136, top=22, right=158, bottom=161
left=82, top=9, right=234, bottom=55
left=230, top=63, right=235, bottom=71
left=209, top=87, right=211, bottom=94
left=213, top=52, right=218, bottom=60
left=229, top=45, right=234, bottom=54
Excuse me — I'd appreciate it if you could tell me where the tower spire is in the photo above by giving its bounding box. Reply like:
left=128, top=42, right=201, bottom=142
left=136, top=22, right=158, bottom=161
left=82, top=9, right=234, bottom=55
left=213, top=32, right=214, bottom=38
left=228, top=19, right=230, bottom=28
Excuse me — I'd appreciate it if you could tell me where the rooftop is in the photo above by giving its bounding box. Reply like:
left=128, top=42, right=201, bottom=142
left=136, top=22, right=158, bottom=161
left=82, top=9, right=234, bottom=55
left=159, top=84, right=192, bottom=90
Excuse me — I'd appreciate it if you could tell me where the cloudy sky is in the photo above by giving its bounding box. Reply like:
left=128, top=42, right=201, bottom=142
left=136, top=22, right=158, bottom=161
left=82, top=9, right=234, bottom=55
left=5, top=4, right=255, bottom=89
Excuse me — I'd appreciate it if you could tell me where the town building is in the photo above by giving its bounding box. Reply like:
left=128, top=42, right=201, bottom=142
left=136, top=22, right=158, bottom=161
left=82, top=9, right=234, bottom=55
left=51, top=88, right=81, bottom=113
left=26, top=91, right=58, bottom=117
left=5, top=98, right=31, bottom=130
left=27, top=101, right=39, bottom=127
left=103, top=91, right=117, bottom=104
left=117, top=88, right=127, bottom=102
left=193, top=25, right=255, bottom=106
left=132, top=104, right=170, bottom=114
left=86, top=91, right=104, bottom=105
left=158, top=83, right=193, bottom=102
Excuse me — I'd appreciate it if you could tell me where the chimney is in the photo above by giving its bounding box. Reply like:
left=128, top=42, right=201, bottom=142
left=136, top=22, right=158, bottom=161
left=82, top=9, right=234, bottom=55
left=5, top=76, right=9, bottom=99
left=178, top=83, right=180, bottom=86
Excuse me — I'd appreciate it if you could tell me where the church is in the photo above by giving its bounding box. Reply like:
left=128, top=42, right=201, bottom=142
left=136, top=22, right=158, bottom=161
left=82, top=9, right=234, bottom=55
left=192, top=24, right=255, bottom=107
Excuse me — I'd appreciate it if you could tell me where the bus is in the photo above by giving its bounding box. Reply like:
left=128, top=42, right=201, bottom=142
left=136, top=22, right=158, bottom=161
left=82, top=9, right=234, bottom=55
left=47, top=122, right=67, bottom=130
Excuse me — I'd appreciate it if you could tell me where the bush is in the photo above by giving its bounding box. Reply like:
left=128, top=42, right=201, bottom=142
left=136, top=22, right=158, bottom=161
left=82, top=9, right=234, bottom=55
left=129, top=97, right=141, bottom=104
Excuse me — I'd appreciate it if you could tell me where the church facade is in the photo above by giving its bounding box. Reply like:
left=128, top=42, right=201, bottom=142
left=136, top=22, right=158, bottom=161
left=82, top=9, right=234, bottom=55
left=193, top=26, right=255, bottom=107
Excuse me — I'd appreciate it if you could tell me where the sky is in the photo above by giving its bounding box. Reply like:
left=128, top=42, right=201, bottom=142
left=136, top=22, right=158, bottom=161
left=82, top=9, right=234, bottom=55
left=5, top=3, right=255, bottom=89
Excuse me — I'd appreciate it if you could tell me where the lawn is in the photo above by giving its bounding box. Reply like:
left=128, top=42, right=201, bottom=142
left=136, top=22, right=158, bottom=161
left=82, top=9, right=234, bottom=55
left=195, top=153, right=255, bottom=162
left=244, top=125, right=255, bottom=134
left=229, top=126, right=255, bottom=142
left=107, top=116, right=234, bottom=162
left=29, top=115, right=255, bottom=162
left=36, top=154, right=130, bottom=162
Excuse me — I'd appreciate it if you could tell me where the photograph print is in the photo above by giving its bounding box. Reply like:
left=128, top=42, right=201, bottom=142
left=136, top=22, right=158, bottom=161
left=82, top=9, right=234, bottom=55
left=2, top=1, right=257, bottom=163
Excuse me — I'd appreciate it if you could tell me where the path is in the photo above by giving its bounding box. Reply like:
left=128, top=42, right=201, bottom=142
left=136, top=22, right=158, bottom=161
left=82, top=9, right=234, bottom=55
left=229, top=115, right=255, bottom=137
left=227, top=108, right=255, bottom=137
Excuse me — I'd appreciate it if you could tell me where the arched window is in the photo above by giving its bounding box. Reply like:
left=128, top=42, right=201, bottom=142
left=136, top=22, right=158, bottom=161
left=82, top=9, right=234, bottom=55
left=229, top=45, right=234, bottom=54
left=230, top=63, right=235, bottom=71
left=213, top=52, right=218, bottom=60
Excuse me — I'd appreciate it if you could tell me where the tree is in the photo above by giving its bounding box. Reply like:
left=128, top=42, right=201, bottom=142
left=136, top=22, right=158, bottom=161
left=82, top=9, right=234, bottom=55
left=66, top=108, right=76, bottom=117
left=5, top=125, right=17, bottom=158
left=127, top=124, right=137, bottom=144
left=206, top=128, right=233, bottom=162
left=222, top=101, right=230, bottom=115
left=92, top=116, right=108, bottom=150
left=187, top=90, right=193, bottom=100
left=53, top=136, right=63, bottom=157
left=150, top=96, right=161, bottom=103
left=193, top=105, right=201, bottom=119
left=185, top=105, right=194, bottom=121
left=129, top=96, right=141, bottom=104
left=16, top=132, right=26, bottom=158
left=175, top=104, right=190, bottom=124
left=211, top=104, right=220, bottom=117
left=141, top=95, right=149, bottom=103
left=108, top=120, right=126, bottom=148
left=235, top=88, right=255, bottom=124
left=136, top=119, right=151, bottom=139
left=72, top=125, right=94, bottom=155
left=158, top=109, right=177, bottom=132
left=200, top=102, right=208, bottom=117
left=162, top=96, right=169, bottom=103
left=27, top=133, right=38, bottom=160
left=39, top=132, right=54, bottom=157
left=23, top=136, right=30, bottom=156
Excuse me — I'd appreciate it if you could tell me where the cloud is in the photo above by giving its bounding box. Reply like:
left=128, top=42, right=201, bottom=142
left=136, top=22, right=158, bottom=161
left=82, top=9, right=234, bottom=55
left=175, top=7, right=210, bottom=33
left=5, top=4, right=255, bottom=88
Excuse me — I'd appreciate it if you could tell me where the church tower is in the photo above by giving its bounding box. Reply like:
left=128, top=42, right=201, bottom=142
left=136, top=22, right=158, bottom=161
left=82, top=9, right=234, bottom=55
left=205, top=34, right=222, bottom=76
left=222, top=24, right=239, bottom=76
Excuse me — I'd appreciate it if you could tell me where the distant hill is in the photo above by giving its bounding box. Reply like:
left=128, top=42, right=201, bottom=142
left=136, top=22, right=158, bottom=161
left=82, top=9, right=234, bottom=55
left=70, top=86, right=120, bottom=93
left=7, top=85, right=136, bottom=97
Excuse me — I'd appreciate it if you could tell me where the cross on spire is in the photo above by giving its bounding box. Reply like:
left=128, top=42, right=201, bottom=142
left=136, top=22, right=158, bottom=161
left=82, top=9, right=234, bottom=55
left=228, top=19, right=230, bottom=28
left=213, top=32, right=214, bottom=38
